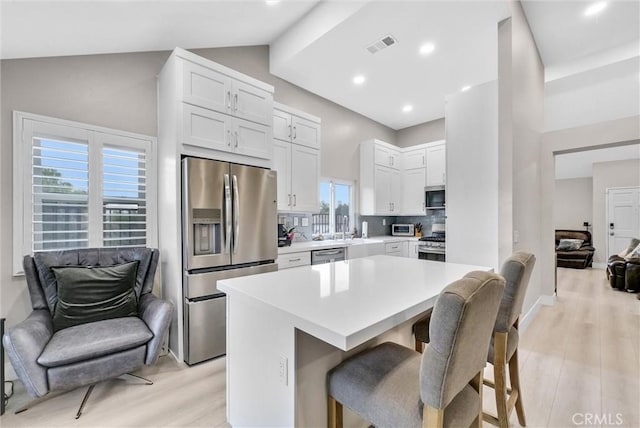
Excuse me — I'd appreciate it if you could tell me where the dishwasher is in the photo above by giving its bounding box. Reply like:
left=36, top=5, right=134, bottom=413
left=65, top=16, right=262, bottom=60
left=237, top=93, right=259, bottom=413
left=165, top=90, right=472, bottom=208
left=311, top=247, right=346, bottom=265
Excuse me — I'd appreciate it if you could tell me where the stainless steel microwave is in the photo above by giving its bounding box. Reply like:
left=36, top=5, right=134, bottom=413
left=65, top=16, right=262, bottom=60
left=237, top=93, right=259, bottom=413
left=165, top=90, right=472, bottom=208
left=425, top=186, right=445, bottom=209
left=392, top=224, right=415, bottom=236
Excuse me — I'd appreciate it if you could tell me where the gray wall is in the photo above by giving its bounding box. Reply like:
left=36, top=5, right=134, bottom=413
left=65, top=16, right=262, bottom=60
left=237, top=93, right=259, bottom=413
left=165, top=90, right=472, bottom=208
left=396, top=118, right=445, bottom=148
left=554, top=178, right=593, bottom=230
left=0, top=45, right=396, bottom=329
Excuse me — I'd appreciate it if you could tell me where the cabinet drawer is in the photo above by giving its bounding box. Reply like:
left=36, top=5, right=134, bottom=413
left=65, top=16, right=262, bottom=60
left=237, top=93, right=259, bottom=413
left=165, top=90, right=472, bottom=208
left=385, top=242, right=403, bottom=253
left=278, top=251, right=311, bottom=269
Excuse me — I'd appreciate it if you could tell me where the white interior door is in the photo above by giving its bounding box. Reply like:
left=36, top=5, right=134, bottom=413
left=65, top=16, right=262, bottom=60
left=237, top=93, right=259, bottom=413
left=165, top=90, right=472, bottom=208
left=607, top=187, right=640, bottom=259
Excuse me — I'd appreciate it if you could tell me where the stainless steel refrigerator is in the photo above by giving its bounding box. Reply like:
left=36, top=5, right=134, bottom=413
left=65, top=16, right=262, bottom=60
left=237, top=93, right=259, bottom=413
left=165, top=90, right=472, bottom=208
left=182, top=157, right=278, bottom=365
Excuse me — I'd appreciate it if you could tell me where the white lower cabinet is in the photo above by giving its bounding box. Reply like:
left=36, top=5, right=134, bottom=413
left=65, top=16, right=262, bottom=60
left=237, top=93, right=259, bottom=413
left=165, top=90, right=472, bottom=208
left=277, top=251, right=311, bottom=270
left=385, top=241, right=408, bottom=257
left=408, top=241, right=420, bottom=259
left=347, top=242, right=385, bottom=260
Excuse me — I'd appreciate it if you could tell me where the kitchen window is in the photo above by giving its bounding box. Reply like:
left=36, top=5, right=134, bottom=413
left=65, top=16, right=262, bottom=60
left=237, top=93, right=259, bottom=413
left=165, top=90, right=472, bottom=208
left=313, top=179, right=354, bottom=237
left=12, top=111, right=157, bottom=275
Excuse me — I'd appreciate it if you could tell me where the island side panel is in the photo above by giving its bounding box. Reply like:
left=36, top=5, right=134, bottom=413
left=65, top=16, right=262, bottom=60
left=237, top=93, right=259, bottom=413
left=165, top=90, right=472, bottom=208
left=295, top=313, right=427, bottom=427
left=226, top=291, right=296, bottom=427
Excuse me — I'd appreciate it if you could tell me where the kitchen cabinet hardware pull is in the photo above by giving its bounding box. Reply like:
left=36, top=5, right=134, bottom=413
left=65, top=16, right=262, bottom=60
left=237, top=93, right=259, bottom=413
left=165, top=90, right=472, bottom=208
left=293, top=194, right=297, bottom=206
left=235, top=131, right=239, bottom=148
left=234, top=93, right=238, bottom=111
left=288, top=124, right=292, bottom=138
left=232, top=175, right=240, bottom=254
left=227, top=130, right=232, bottom=146
left=293, top=126, right=297, bottom=139
left=422, top=155, right=425, bottom=165
left=226, top=91, right=232, bottom=110
left=288, top=258, right=301, bottom=262
left=288, top=194, right=291, bottom=207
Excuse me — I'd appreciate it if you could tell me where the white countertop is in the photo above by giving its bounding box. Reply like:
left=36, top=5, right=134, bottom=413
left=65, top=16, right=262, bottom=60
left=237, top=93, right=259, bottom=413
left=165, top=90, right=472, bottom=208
left=218, top=255, right=491, bottom=351
left=278, top=236, right=418, bottom=255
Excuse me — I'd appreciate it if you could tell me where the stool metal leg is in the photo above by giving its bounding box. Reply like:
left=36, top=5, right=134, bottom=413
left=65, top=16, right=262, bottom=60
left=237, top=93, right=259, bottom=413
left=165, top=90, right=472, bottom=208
left=125, top=373, right=153, bottom=385
left=75, top=385, right=95, bottom=419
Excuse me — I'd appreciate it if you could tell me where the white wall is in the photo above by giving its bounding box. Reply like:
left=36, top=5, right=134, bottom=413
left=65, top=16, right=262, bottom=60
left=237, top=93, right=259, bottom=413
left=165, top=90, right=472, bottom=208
left=545, top=57, right=640, bottom=132
left=592, top=159, right=640, bottom=264
left=446, top=81, right=500, bottom=270
left=554, top=177, right=593, bottom=230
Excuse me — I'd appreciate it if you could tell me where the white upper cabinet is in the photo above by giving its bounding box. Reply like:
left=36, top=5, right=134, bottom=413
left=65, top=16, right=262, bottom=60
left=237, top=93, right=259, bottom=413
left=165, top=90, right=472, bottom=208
left=426, top=142, right=446, bottom=186
left=360, top=139, right=445, bottom=216
left=182, top=59, right=273, bottom=127
left=402, top=168, right=426, bottom=215
left=403, top=148, right=426, bottom=170
left=273, top=103, right=321, bottom=149
left=374, top=144, right=402, bottom=170
left=360, top=139, right=402, bottom=215
left=163, top=49, right=274, bottom=165
left=272, top=103, right=321, bottom=212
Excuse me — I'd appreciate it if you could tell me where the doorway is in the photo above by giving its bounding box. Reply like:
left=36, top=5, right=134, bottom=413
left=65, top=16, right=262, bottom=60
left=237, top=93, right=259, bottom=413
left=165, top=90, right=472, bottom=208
left=606, top=187, right=640, bottom=259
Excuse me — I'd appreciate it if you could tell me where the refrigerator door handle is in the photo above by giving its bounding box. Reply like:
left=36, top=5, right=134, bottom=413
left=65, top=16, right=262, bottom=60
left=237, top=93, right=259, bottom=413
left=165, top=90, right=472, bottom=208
left=224, top=174, right=232, bottom=254
left=232, top=174, right=240, bottom=254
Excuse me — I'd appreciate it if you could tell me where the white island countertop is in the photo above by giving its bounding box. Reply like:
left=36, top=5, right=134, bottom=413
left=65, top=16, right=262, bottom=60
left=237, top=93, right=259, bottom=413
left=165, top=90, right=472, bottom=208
left=219, top=255, right=491, bottom=351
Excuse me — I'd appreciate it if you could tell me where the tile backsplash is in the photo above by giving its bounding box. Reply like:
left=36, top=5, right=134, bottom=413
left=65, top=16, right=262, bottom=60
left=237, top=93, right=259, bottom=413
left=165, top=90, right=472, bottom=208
left=278, top=210, right=446, bottom=242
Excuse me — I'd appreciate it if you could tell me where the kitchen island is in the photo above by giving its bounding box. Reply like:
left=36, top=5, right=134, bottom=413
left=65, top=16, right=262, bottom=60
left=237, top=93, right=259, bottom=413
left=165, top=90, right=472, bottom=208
left=218, top=255, right=491, bottom=427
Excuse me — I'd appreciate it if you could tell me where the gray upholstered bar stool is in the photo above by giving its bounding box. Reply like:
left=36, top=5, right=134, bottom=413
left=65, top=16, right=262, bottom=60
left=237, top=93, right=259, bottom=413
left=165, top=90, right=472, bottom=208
left=327, top=271, right=505, bottom=428
left=413, top=252, right=536, bottom=428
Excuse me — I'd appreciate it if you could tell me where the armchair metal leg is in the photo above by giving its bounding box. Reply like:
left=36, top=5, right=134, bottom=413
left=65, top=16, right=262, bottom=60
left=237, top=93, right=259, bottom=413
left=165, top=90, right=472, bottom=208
left=125, top=373, right=153, bottom=385
left=14, top=391, right=64, bottom=414
left=75, top=385, right=95, bottom=419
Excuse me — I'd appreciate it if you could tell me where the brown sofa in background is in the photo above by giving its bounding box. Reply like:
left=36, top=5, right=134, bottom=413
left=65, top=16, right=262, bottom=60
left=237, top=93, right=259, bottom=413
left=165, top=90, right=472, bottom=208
left=606, top=238, right=640, bottom=292
left=555, top=230, right=595, bottom=269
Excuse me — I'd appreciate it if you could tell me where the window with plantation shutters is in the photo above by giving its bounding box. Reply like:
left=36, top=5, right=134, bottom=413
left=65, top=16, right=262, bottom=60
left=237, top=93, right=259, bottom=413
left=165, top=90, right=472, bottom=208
left=13, top=112, right=157, bottom=275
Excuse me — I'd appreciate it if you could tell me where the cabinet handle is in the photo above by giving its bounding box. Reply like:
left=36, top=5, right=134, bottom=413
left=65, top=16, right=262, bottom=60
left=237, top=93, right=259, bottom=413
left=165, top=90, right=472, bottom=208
left=293, top=126, right=297, bottom=139
left=390, top=156, right=394, bottom=166
left=227, top=130, right=232, bottom=146
left=422, top=155, right=425, bottom=165
left=234, top=93, right=238, bottom=111
left=293, top=194, right=297, bottom=206
left=288, top=258, right=301, bottom=262
left=226, top=91, right=232, bottom=110
left=288, top=124, right=292, bottom=138
left=235, top=131, right=239, bottom=148
left=288, top=194, right=291, bottom=206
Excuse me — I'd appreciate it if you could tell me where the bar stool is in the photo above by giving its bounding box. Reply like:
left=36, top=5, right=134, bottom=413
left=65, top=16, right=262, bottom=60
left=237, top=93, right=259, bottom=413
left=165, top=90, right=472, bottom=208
left=327, top=271, right=505, bottom=428
left=413, top=252, right=536, bottom=428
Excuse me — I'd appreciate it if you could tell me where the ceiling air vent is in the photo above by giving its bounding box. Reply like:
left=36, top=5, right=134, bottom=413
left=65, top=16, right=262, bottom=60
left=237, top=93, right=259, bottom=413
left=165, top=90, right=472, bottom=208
left=366, top=34, right=398, bottom=54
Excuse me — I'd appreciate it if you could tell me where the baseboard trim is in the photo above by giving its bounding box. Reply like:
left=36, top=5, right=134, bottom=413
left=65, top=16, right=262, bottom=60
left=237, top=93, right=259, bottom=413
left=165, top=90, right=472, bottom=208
left=593, top=262, right=606, bottom=269
left=520, top=294, right=555, bottom=333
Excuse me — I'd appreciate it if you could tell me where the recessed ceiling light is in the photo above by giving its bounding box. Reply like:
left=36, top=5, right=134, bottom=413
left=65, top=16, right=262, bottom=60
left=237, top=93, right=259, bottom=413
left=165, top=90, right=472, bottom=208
left=402, top=104, right=413, bottom=113
left=353, top=75, right=366, bottom=85
left=266, top=0, right=281, bottom=5
left=419, top=43, right=435, bottom=55
left=461, top=85, right=471, bottom=92
left=584, top=1, right=607, bottom=16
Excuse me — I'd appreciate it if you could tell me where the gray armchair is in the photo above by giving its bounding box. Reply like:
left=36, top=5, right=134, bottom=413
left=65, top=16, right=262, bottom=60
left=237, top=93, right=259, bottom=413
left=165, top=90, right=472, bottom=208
left=2, top=248, right=173, bottom=418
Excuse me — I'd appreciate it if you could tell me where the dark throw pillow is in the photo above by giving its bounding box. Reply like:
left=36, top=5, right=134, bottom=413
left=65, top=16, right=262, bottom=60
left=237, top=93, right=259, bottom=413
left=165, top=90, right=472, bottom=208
left=51, top=261, right=139, bottom=332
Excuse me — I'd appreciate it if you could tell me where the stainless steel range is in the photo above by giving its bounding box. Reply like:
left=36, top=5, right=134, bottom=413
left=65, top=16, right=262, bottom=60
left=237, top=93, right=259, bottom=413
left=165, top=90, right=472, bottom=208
left=418, top=224, right=446, bottom=262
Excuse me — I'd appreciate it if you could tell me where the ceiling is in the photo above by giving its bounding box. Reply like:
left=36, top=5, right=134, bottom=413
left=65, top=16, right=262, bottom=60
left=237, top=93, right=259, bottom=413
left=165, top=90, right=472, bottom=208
left=1, top=0, right=638, bottom=130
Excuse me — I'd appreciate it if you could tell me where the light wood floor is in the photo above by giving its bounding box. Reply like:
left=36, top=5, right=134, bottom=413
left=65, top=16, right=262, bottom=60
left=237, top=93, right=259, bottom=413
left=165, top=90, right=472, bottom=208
left=1, top=267, right=638, bottom=427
